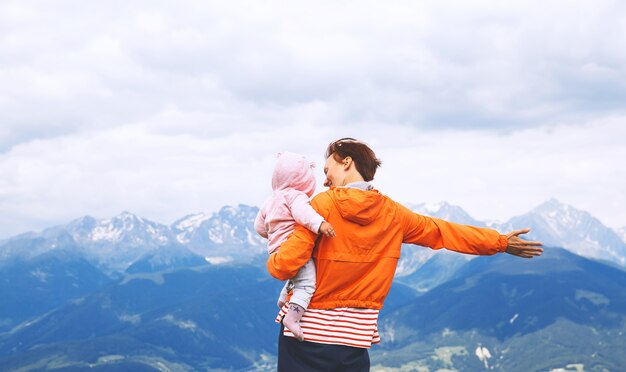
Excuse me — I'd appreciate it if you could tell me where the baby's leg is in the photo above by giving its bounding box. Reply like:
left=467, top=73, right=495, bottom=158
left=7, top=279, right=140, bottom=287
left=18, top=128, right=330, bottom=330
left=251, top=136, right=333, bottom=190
left=277, top=280, right=292, bottom=309
left=282, top=259, right=316, bottom=341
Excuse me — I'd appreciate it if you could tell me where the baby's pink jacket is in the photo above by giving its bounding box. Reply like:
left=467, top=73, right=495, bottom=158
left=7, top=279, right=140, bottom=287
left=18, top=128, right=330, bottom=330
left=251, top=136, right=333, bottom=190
left=255, top=152, right=324, bottom=255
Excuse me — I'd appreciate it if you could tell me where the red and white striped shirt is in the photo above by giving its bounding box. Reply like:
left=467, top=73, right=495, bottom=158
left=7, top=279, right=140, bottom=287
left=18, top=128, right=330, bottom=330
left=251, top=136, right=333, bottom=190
left=275, top=304, right=381, bottom=348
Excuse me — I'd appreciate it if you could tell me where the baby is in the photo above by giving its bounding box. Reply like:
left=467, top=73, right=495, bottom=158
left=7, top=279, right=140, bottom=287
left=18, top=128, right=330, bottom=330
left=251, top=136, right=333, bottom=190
left=254, top=152, right=334, bottom=341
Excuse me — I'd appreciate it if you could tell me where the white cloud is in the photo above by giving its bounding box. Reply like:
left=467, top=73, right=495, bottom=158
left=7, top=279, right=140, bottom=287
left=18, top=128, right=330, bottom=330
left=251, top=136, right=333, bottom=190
left=375, top=116, right=626, bottom=228
left=1, top=116, right=625, bottom=238
left=0, top=122, right=338, bottom=236
left=1, top=0, right=625, bottom=236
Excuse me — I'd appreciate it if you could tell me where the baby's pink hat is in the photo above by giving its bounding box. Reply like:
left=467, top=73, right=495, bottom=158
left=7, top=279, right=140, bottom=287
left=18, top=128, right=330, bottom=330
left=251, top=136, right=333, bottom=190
left=271, top=152, right=316, bottom=197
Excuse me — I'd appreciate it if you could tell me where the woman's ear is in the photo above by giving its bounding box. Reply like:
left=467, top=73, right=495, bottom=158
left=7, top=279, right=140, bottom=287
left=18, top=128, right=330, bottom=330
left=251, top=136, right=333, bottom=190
left=343, top=156, right=352, bottom=169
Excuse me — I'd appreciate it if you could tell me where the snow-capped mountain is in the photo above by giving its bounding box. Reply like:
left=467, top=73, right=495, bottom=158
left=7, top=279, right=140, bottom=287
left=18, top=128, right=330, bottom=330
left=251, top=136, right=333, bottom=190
left=1, top=199, right=624, bottom=277
left=66, top=212, right=173, bottom=246
left=171, top=213, right=211, bottom=245
left=0, top=212, right=183, bottom=274
left=170, top=204, right=266, bottom=262
left=495, top=198, right=626, bottom=266
left=398, top=199, right=626, bottom=278
left=65, top=213, right=179, bottom=273
left=0, top=205, right=266, bottom=274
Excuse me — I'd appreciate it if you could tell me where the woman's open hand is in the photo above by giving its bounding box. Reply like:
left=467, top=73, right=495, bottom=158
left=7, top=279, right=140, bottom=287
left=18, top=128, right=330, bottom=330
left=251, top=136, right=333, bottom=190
left=505, top=228, right=543, bottom=258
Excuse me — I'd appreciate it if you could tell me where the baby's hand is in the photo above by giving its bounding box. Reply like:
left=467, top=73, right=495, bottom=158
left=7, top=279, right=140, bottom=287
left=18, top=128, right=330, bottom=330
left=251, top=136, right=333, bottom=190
left=319, top=221, right=336, bottom=237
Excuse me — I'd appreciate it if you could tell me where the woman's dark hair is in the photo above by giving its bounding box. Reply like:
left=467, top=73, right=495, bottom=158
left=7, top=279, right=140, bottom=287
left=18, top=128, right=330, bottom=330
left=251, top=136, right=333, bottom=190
left=325, top=138, right=382, bottom=181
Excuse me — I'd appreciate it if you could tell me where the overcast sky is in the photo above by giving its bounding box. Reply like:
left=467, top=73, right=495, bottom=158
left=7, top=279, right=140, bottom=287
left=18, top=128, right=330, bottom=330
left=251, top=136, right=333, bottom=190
left=1, top=0, right=625, bottom=238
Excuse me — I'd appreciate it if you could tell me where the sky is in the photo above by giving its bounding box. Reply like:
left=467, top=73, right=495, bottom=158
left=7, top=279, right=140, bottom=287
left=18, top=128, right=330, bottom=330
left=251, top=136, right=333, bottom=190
left=1, top=0, right=625, bottom=238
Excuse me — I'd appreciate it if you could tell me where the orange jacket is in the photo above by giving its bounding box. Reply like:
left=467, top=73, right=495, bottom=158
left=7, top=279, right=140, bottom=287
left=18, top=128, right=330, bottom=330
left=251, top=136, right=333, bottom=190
left=267, top=187, right=508, bottom=310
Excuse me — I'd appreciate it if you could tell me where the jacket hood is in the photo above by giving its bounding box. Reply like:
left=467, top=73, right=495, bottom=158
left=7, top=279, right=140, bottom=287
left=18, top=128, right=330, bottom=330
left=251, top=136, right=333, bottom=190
left=271, top=152, right=317, bottom=197
left=331, top=187, right=385, bottom=226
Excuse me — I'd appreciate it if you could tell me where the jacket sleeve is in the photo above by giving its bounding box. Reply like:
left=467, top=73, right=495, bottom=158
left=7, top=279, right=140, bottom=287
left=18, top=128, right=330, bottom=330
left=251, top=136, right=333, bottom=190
left=398, top=204, right=507, bottom=255
left=288, top=191, right=324, bottom=234
left=266, top=225, right=317, bottom=280
left=254, top=204, right=268, bottom=239
left=267, top=192, right=329, bottom=280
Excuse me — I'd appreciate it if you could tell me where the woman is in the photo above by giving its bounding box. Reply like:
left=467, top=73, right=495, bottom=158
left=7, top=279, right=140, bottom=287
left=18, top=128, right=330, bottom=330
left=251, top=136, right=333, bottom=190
left=267, top=138, right=543, bottom=371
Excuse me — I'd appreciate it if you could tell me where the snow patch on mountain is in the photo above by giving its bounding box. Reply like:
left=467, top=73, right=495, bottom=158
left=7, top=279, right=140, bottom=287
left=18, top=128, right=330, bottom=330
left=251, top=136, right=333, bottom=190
left=247, top=229, right=262, bottom=247
left=475, top=346, right=492, bottom=368
left=172, top=213, right=210, bottom=244
left=71, top=212, right=174, bottom=246
left=119, top=314, right=141, bottom=325
left=208, top=230, right=224, bottom=244
left=423, top=202, right=447, bottom=214
left=30, top=269, right=48, bottom=283
left=175, top=213, right=210, bottom=231
left=91, top=223, right=124, bottom=242
left=550, top=364, right=585, bottom=372
left=204, top=256, right=233, bottom=265
left=161, top=315, right=198, bottom=332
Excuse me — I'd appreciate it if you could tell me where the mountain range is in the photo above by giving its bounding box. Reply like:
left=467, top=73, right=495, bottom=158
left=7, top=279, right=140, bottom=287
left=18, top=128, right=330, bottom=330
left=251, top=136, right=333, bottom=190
left=1, top=198, right=624, bottom=275
left=0, top=205, right=266, bottom=277
left=1, top=246, right=623, bottom=371
left=0, top=263, right=282, bottom=371
left=394, top=199, right=626, bottom=293
left=0, top=198, right=625, bottom=370
left=372, top=247, right=626, bottom=371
